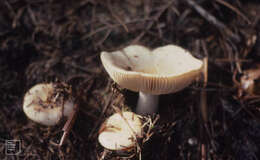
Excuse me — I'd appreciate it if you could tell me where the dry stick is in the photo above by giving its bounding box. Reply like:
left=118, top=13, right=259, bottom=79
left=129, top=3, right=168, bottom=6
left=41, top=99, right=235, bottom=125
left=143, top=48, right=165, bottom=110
left=107, top=0, right=129, bottom=32
left=12, top=7, right=25, bottom=28
left=81, top=18, right=152, bottom=40
left=215, top=58, right=251, bottom=63
left=204, top=122, right=217, bottom=152
left=239, top=100, right=260, bottom=122
left=200, top=89, right=208, bottom=160
left=147, top=31, right=172, bottom=43
left=200, top=89, right=208, bottom=123
left=199, top=57, right=208, bottom=160
left=131, top=1, right=174, bottom=44
left=200, top=58, right=209, bottom=135
left=201, top=144, right=206, bottom=160
left=64, top=0, right=90, bottom=17
left=200, top=95, right=207, bottom=160
left=185, top=0, right=240, bottom=43
left=58, top=79, right=94, bottom=147
left=4, top=1, right=16, bottom=17
left=62, top=59, right=100, bottom=74
left=88, top=92, right=114, bottom=139
left=59, top=103, right=79, bottom=147
left=99, top=149, right=109, bottom=160
left=96, top=29, right=112, bottom=47
left=142, top=115, right=160, bottom=140
left=203, top=58, right=208, bottom=88
left=215, top=0, right=251, bottom=24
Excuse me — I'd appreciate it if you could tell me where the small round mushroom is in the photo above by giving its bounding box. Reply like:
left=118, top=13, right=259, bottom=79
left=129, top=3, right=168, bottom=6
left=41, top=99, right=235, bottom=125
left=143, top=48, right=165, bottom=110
left=100, top=45, right=204, bottom=115
left=23, top=83, right=75, bottom=126
left=98, top=111, right=142, bottom=151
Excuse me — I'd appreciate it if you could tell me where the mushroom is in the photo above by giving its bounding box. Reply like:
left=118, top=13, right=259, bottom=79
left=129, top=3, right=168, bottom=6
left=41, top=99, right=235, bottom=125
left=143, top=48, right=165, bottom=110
left=23, top=83, right=75, bottom=126
left=98, top=111, right=142, bottom=151
left=100, top=45, right=205, bottom=115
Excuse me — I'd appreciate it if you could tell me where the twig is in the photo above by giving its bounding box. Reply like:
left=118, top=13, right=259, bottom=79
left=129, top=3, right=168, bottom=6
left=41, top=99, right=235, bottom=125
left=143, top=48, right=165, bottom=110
left=107, top=0, right=129, bottom=32
left=81, top=18, right=152, bottom=40
left=88, top=92, right=114, bottom=139
left=200, top=89, right=208, bottom=123
left=131, top=1, right=174, bottom=44
left=201, top=143, right=206, bottom=160
left=215, top=0, right=251, bottom=24
left=199, top=56, right=208, bottom=160
left=96, top=29, right=112, bottom=47
left=185, top=0, right=240, bottom=43
left=59, top=103, right=79, bottom=147
left=214, top=58, right=252, bottom=63
left=4, top=0, right=16, bottom=17
left=62, top=59, right=101, bottom=74
left=64, top=0, right=91, bottom=18
left=203, top=58, right=208, bottom=88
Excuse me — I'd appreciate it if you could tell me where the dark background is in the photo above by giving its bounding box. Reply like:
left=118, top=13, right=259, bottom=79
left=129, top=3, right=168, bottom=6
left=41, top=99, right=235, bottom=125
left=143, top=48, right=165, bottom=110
left=0, top=0, right=260, bottom=159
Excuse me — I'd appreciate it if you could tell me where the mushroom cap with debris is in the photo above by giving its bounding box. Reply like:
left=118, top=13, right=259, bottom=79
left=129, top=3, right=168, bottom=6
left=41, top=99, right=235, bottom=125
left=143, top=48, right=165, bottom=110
left=101, top=45, right=203, bottom=95
left=98, top=111, right=142, bottom=150
left=23, top=83, right=74, bottom=126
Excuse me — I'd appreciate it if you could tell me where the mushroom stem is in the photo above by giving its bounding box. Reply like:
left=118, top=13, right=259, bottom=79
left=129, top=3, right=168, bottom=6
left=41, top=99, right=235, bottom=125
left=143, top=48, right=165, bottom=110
left=136, top=92, right=159, bottom=115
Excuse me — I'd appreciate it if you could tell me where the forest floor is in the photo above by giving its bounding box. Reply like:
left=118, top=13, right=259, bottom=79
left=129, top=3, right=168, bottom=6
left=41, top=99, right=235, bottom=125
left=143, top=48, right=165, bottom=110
left=0, top=0, right=260, bottom=159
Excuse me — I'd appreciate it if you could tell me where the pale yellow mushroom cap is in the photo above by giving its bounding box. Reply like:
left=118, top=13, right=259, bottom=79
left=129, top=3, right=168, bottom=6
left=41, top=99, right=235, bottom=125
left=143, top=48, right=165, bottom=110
left=98, top=112, right=142, bottom=151
left=23, top=83, right=74, bottom=126
left=100, top=45, right=203, bottom=95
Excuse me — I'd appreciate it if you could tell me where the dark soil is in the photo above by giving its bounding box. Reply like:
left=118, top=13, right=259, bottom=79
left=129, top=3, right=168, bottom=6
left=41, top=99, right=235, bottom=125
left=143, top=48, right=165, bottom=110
left=0, top=0, right=260, bottom=160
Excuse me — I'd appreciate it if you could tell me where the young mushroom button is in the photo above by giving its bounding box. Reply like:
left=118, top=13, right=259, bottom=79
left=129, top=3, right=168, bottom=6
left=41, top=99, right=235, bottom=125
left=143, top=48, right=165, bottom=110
left=100, top=45, right=204, bottom=115
left=98, top=111, right=142, bottom=151
left=23, top=83, right=75, bottom=126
